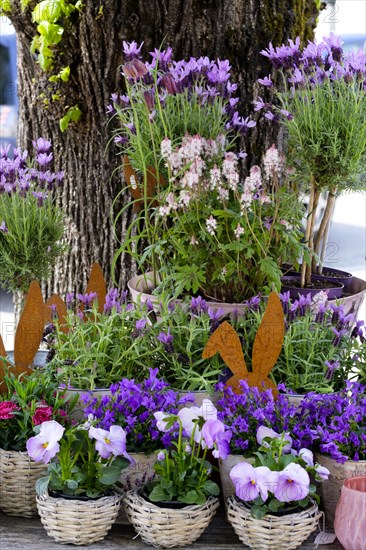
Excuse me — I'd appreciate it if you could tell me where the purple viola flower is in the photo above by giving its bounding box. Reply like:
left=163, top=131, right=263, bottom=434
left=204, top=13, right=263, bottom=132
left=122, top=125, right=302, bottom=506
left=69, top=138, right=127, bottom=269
left=201, top=419, right=232, bottom=459
left=0, top=221, right=8, bottom=234
left=230, top=462, right=271, bottom=502
left=274, top=463, right=310, bottom=502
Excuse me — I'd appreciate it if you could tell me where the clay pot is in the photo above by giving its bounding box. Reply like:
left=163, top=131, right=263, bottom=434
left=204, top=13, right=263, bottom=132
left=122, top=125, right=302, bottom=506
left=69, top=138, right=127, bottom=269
left=334, top=476, right=366, bottom=550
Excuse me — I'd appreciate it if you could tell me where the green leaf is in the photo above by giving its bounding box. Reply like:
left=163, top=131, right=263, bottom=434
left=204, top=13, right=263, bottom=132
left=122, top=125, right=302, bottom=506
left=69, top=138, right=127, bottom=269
left=202, top=480, right=220, bottom=496
left=268, top=499, right=282, bottom=512
left=180, top=489, right=199, bottom=504
left=99, top=465, right=122, bottom=485
left=148, top=485, right=170, bottom=502
left=33, top=0, right=62, bottom=23
left=251, top=504, right=268, bottom=519
left=298, top=497, right=309, bottom=508
left=60, top=66, right=70, bottom=82
left=0, top=0, right=11, bottom=13
left=66, top=479, right=78, bottom=490
left=35, top=475, right=50, bottom=496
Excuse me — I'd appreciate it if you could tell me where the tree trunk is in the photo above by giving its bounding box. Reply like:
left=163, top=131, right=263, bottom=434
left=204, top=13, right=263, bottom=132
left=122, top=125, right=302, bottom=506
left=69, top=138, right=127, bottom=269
left=7, top=0, right=320, bottom=298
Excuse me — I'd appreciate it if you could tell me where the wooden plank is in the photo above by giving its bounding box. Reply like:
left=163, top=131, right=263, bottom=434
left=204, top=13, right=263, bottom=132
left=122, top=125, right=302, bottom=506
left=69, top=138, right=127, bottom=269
left=0, top=510, right=344, bottom=549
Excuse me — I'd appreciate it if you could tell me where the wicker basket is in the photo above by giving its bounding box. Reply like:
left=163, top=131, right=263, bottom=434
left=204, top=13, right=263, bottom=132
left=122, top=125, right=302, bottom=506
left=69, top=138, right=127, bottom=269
left=123, top=489, right=220, bottom=548
left=0, top=448, right=47, bottom=517
left=36, top=491, right=122, bottom=545
left=227, top=496, right=321, bottom=550
left=314, top=453, right=366, bottom=528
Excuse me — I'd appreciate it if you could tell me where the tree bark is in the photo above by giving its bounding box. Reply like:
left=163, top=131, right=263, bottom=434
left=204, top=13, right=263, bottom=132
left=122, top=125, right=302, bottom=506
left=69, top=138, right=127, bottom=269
left=7, top=0, right=320, bottom=298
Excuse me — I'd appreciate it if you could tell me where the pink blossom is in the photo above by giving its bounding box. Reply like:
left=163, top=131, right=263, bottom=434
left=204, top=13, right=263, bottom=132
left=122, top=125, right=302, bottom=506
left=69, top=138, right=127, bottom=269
left=0, top=401, right=19, bottom=419
left=206, top=215, right=217, bottom=236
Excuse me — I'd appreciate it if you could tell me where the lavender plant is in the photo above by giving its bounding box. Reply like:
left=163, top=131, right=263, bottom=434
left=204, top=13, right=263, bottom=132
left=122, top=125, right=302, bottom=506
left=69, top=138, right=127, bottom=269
left=256, top=35, right=366, bottom=285
left=230, top=292, right=357, bottom=394
left=147, top=297, right=226, bottom=392
left=0, top=140, right=65, bottom=293
left=80, top=369, right=192, bottom=454
left=46, top=290, right=157, bottom=389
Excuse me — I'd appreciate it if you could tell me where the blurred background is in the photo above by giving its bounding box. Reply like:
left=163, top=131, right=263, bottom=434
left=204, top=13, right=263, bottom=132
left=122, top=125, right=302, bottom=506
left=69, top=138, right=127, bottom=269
left=0, top=2, right=365, bottom=348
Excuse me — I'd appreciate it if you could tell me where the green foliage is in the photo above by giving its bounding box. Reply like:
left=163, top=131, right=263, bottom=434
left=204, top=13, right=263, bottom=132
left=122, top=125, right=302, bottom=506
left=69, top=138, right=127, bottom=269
left=145, top=300, right=225, bottom=392
left=147, top=414, right=220, bottom=505
left=231, top=297, right=355, bottom=394
left=0, top=0, right=11, bottom=13
left=48, top=299, right=157, bottom=389
left=280, top=77, right=366, bottom=192
left=0, top=162, right=66, bottom=294
left=59, top=104, right=82, bottom=132
left=35, top=425, right=130, bottom=498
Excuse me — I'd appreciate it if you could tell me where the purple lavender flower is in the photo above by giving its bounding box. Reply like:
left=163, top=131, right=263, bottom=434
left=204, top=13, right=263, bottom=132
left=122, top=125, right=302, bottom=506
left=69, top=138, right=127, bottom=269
left=77, top=291, right=98, bottom=309
left=190, top=296, right=208, bottom=315
left=208, top=307, right=224, bottom=333
left=258, top=75, right=273, bottom=87
left=65, top=292, right=74, bottom=310
left=324, top=360, right=340, bottom=380
left=32, top=137, right=52, bottom=154
left=32, top=191, right=48, bottom=207
left=0, top=221, right=8, bottom=234
left=331, top=326, right=347, bottom=347
left=36, top=152, right=53, bottom=167
left=157, top=329, right=174, bottom=353
left=104, top=288, right=122, bottom=313
left=122, top=40, right=144, bottom=61
left=351, top=320, right=365, bottom=339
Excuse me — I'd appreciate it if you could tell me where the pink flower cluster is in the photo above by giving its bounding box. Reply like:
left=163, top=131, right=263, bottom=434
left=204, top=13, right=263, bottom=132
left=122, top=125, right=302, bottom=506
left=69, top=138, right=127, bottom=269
left=0, top=401, right=19, bottom=419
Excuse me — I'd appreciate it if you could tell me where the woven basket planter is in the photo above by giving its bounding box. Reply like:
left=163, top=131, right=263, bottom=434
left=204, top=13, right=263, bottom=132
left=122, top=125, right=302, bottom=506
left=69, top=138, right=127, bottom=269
left=123, top=489, right=220, bottom=548
left=227, top=496, right=321, bottom=550
left=314, top=453, right=366, bottom=528
left=36, top=491, right=122, bottom=545
left=0, top=448, right=47, bottom=517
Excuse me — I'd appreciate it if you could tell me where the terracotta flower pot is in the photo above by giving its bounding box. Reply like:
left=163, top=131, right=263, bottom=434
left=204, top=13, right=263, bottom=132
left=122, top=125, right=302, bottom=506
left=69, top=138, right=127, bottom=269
left=334, top=476, right=366, bottom=550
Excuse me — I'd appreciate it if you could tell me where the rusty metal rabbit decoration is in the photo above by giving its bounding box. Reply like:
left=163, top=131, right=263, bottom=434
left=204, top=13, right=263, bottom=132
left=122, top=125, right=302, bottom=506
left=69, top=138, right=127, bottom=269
left=202, top=292, right=285, bottom=397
